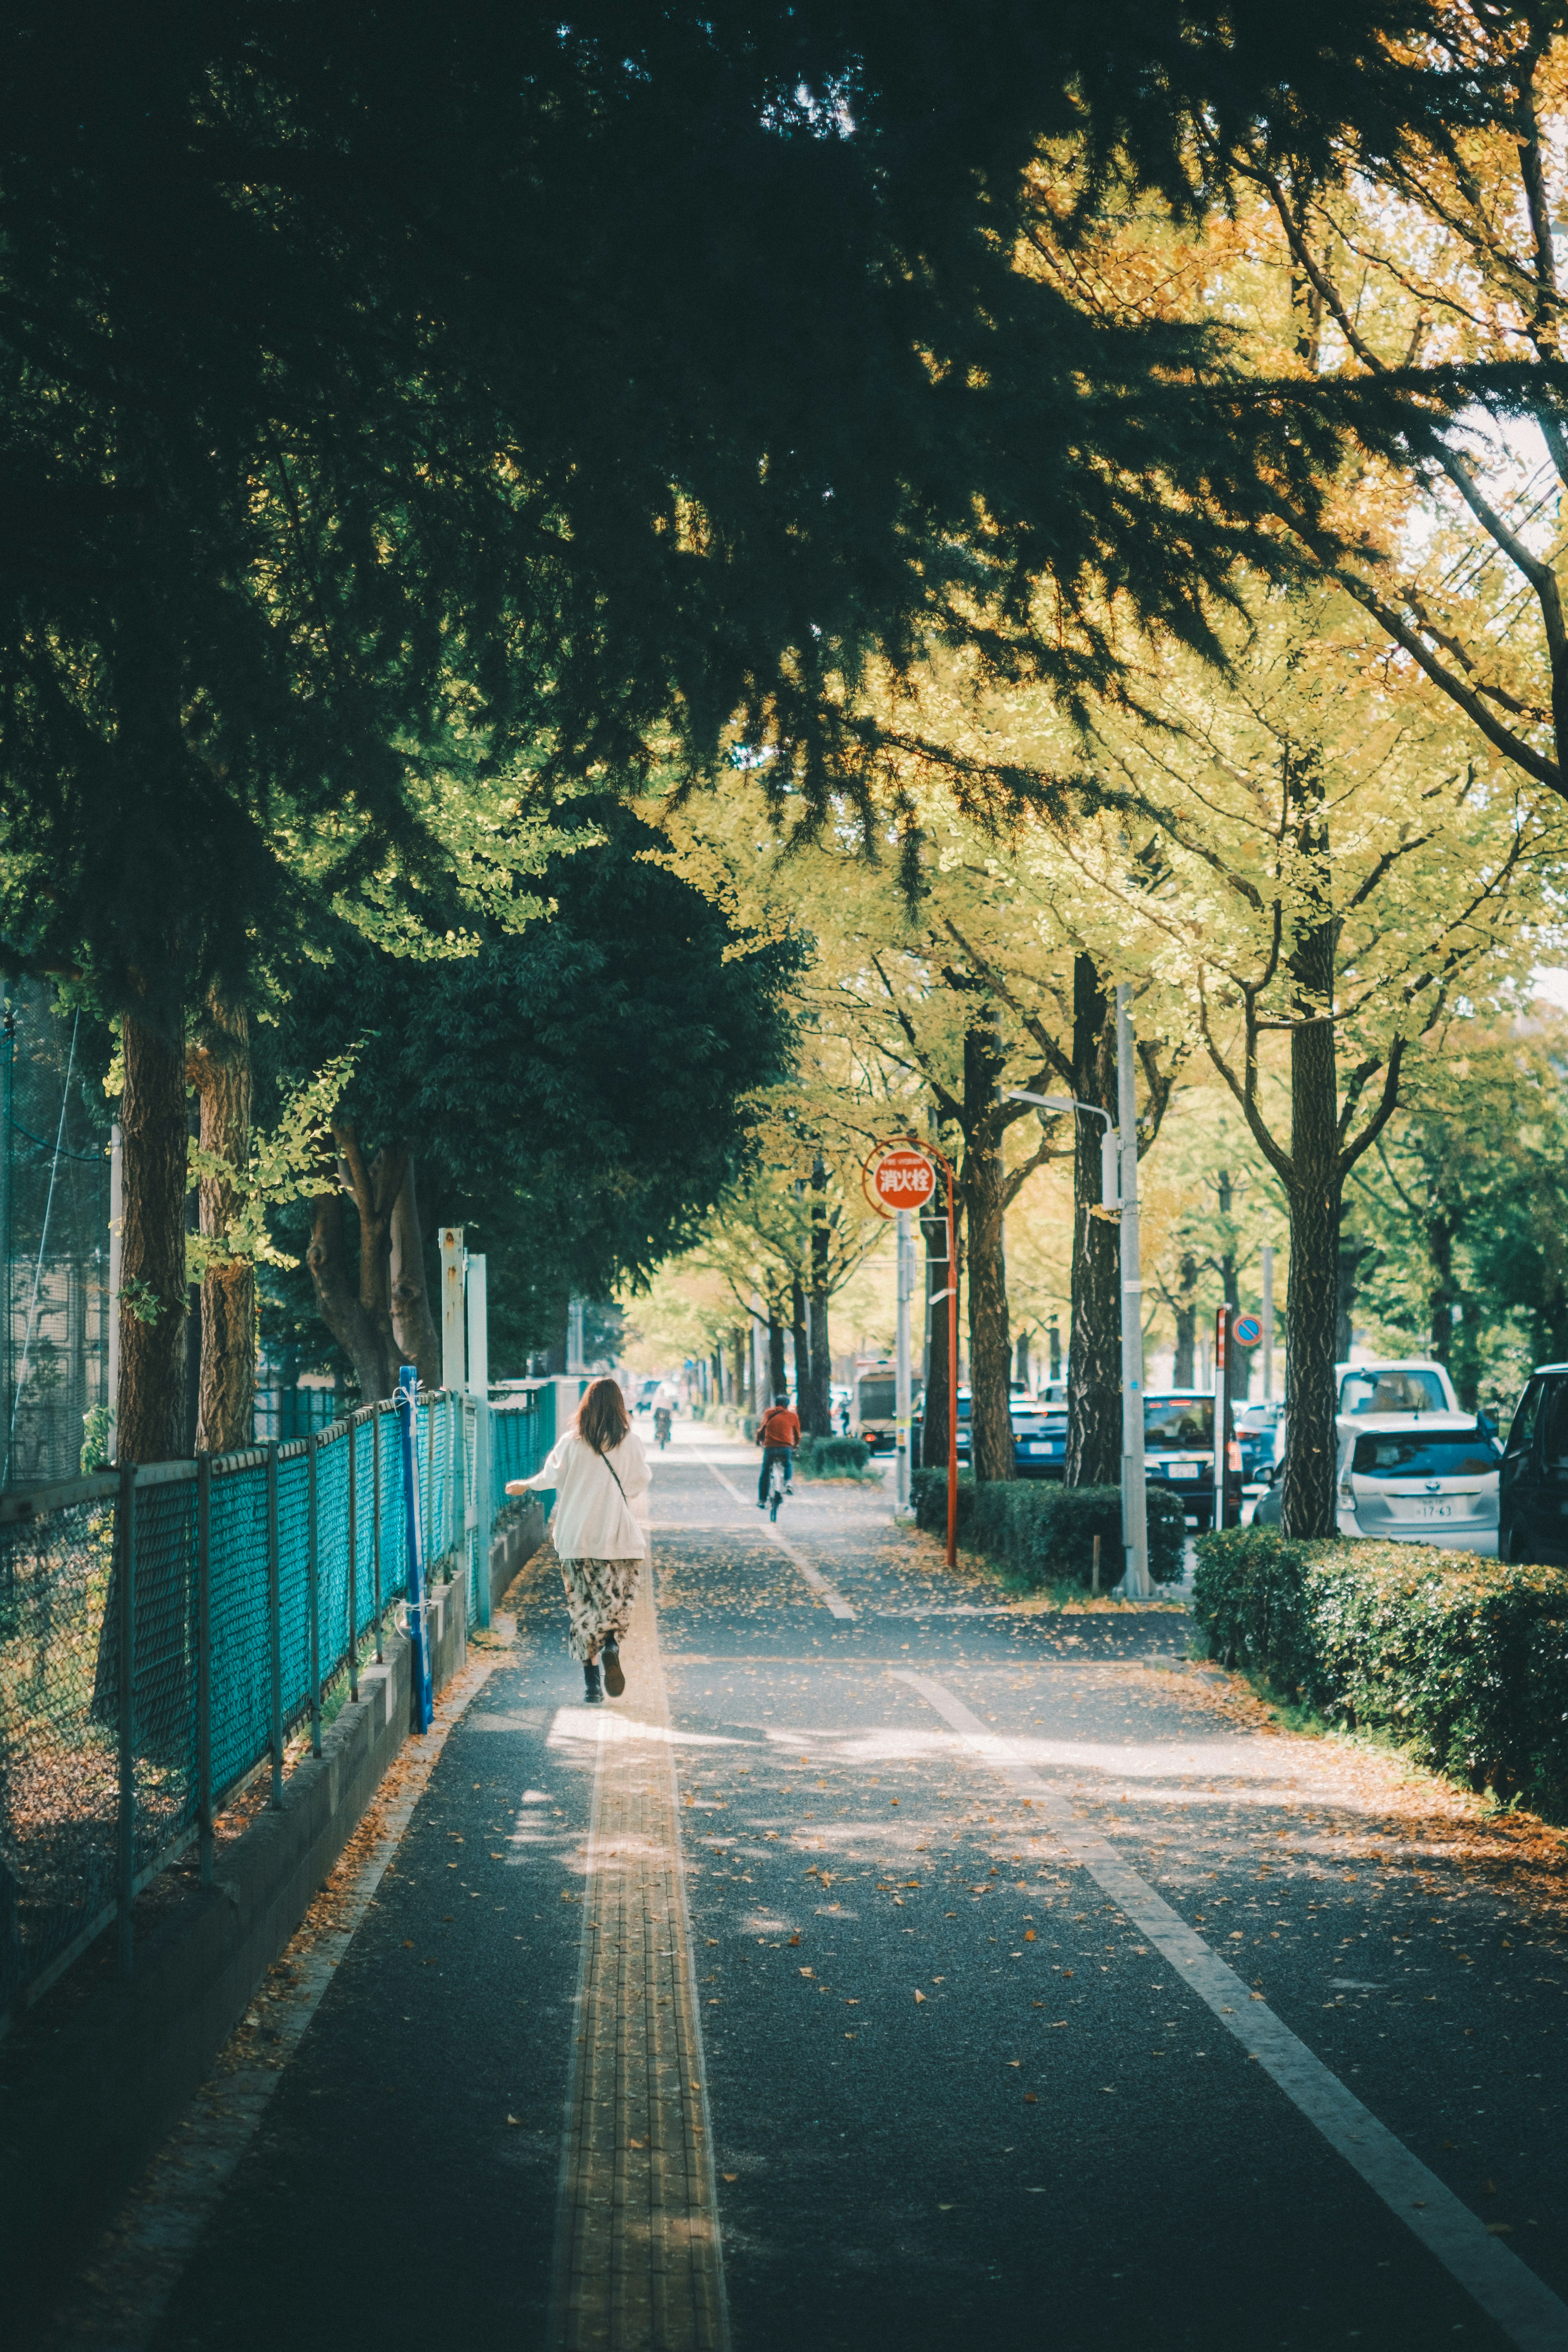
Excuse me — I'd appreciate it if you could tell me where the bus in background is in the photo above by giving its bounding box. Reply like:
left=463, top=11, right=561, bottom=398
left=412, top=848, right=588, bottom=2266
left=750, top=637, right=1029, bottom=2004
left=851, top=1360, right=922, bottom=1454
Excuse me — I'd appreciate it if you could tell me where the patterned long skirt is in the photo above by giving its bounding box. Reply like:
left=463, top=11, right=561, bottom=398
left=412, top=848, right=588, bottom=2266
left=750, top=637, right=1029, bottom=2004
left=559, top=1554, right=644, bottom=1661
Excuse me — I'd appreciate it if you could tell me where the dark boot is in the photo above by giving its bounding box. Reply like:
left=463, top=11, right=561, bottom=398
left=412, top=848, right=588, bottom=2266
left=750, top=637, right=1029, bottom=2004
left=601, top=1635, right=626, bottom=1698
left=584, top=1659, right=604, bottom=1705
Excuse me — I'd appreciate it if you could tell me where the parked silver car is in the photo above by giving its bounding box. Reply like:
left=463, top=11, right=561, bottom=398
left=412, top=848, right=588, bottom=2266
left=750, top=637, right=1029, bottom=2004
left=1335, top=1412, right=1501, bottom=1554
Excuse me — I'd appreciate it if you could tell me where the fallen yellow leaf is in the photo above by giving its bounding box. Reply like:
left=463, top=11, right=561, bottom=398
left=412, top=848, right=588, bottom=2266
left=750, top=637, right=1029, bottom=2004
left=913, top=1989, right=926, bottom=2003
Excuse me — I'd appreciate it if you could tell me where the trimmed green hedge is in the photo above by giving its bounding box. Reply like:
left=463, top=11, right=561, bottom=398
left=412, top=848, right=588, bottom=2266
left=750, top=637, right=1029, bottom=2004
left=911, top=1470, right=1187, bottom=1588
left=797, top=1433, right=875, bottom=1480
left=1193, top=1526, right=1568, bottom=1812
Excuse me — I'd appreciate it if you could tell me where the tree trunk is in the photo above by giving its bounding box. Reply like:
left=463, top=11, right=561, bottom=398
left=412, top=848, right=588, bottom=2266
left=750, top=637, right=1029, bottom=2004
left=305, top=1125, right=408, bottom=1400
left=729, top=1327, right=746, bottom=1409
left=117, top=1010, right=189, bottom=1463
left=1174, top=1253, right=1198, bottom=1387
left=920, top=1201, right=951, bottom=1467
left=389, top=1155, right=440, bottom=1388
left=1281, top=932, right=1341, bottom=1539
left=768, top=1313, right=787, bottom=1400
left=1218, top=1169, right=1246, bottom=1412
left=1335, top=1224, right=1371, bottom=1362
left=1066, top=954, right=1120, bottom=1487
left=1015, top=1332, right=1030, bottom=1388
left=791, top=1277, right=810, bottom=1409
left=803, top=1157, right=833, bottom=1437
left=306, top=1193, right=399, bottom=1400
left=187, top=992, right=255, bottom=1452
left=962, top=1022, right=1014, bottom=1483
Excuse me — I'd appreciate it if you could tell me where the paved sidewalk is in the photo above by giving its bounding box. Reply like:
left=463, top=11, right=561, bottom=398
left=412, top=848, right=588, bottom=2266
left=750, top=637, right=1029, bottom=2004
left=31, top=1419, right=1568, bottom=2352
left=554, top=1569, right=727, bottom=2351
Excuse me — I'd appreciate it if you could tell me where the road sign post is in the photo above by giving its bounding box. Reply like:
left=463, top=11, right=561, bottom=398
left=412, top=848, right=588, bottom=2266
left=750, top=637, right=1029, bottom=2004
left=1213, top=1306, right=1228, bottom=1532
left=863, top=1141, right=955, bottom=1565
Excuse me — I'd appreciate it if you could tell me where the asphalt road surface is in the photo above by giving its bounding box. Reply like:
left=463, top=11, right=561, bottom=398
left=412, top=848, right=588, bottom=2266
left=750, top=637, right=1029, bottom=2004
left=44, top=1421, right=1568, bottom=2352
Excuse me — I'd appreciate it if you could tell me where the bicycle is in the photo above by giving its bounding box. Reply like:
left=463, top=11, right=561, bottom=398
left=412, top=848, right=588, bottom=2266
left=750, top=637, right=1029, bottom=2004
left=766, top=1452, right=789, bottom=1520
left=653, top=1406, right=672, bottom=1450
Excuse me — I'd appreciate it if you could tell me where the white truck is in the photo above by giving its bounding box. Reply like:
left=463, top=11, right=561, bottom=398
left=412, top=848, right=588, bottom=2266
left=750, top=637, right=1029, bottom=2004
left=1336, top=1360, right=1459, bottom=1418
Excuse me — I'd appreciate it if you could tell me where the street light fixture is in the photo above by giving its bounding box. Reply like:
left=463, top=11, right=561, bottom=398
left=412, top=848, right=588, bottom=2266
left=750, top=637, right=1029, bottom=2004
left=1003, top=1088, right=1119, bottom=1208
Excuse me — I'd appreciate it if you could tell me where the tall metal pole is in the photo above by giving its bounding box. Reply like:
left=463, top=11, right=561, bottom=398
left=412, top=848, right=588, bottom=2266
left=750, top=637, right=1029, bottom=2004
left=468, top=1253, right=492, bottom=1630
left=1116, top=985, right=1150, bottom=1596
left=946, top=1167, right=958, bottom=1569
left=398, top=1364, right=433, bottom=1732
left=1261, top=1242, right=1275, bottom=1402
left=894, top=1209, right=912, bottom=1514
left=1212, top=1305, right=1229, bottom=1531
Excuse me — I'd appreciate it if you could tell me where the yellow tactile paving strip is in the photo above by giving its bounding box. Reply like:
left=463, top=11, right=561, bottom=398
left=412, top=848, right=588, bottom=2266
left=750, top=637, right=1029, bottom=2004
left=552, top=1569, right=730, bottom=2352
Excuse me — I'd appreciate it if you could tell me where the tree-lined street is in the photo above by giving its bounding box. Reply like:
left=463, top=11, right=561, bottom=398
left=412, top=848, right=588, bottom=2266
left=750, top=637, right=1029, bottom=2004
left=39, top=1425, right=1566, bottom=2352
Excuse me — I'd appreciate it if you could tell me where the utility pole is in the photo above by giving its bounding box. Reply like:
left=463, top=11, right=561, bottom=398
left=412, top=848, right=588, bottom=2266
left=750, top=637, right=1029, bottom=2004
left=895, top=1208, right=913, bottom=1514
left=1261, top=1243, right=1275, bottom=1402
left=1116, top=985, right=1150, bottom=1596
left=439, top=1228, right=465, bottom=1391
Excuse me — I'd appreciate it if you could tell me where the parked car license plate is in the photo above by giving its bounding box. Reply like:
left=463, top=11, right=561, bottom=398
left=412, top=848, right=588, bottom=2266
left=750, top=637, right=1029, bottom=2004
left=1400, top=1499, right=1455, bottom=1519
left=1167, top=1461, right=1201, bottom=1479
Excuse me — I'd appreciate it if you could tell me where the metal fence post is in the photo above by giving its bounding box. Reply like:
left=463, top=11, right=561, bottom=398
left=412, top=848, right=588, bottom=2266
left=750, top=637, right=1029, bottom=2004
left=347, top=1414, right=359, bottom=1702
left=306, top=1429, right=321, bottom=1757
left=267, top=1440, right=283, bottom=1805
left=398, top=1366, right=433, bottom=1733
left=196, top=1453, right=213, bottom=1885
left=423, top=1392, right=434, bottom=1578
left=474, top=1396, right=492, bottom=1630
left=372, top=1407, right=383, bottom=1664
left=450, top=1389, right=462, bottom=1590
left=116, top=1461, right=136, bottom=1977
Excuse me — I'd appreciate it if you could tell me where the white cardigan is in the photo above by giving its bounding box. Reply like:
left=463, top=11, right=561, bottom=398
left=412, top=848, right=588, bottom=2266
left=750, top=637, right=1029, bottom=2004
left=513, top=1429, right=651, bottom=1560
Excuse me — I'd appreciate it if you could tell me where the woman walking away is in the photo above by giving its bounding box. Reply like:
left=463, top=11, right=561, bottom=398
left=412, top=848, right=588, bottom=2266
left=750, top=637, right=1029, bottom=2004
left=506, top=1377, right=650, bottom=1705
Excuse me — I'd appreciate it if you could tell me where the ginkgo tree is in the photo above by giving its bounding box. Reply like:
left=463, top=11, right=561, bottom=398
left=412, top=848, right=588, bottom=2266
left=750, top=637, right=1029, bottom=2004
left=936, top=587, right=1568, bottom=1534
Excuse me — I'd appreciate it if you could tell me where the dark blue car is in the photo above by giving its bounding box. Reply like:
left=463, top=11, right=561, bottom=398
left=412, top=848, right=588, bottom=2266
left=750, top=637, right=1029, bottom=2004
left=1012, top=1400, right=1067, bottom=1479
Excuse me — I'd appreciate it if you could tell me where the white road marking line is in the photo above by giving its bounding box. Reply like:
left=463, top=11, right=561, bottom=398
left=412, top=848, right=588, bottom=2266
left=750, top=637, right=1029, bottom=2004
left=895, top=1668, right=1568, bottom=2352
left=691, top=1452, right=856, bottom=1619
left=43, top=1640, right=507, bottom=2352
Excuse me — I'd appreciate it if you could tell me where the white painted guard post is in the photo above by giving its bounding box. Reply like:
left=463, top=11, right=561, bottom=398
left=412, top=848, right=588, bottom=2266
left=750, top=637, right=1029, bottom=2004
left=439, top=1227, right=467, bottom=1627
left=1116, top=984, right=1150, bottom=1596
left=467, top=1253, right=492, bottom=1628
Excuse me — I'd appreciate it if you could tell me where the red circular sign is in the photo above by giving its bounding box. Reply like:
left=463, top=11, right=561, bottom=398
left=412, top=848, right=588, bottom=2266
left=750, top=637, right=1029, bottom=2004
left=870, top=1147, right=937, bottom=1212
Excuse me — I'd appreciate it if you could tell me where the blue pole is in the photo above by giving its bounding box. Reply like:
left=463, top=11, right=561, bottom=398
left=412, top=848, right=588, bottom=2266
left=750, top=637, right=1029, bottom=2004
left=398, top=1366, right=433, bottom=1732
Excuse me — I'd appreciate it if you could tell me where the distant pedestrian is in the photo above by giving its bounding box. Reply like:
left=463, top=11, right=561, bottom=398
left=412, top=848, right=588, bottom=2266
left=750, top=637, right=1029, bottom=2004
left=506, top=1376, right=650, bottom=1705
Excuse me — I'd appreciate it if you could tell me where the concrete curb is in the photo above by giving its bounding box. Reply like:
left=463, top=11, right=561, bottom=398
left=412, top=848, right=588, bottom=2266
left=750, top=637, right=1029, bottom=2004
left=5, top=1533, right=534, bottom=2347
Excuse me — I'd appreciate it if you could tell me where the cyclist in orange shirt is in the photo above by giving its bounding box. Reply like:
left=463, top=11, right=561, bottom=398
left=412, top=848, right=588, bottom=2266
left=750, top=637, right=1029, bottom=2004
left=755, top=1392, right=800, bottom=1507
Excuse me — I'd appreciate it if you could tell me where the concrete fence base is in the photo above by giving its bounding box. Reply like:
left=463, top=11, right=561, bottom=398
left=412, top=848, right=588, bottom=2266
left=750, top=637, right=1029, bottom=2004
left=5, top=1545, right=528, bottom=2347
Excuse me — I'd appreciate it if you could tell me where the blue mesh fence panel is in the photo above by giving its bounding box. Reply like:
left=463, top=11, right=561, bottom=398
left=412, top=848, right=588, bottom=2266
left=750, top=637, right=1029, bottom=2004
left=209, top=1458, right=270, bottom=1799
left=276, top=1448, right=311, bottom=1734
left=351, top=1415, right=379, bottom=1642
left=0, top=1488, right=119, bottom=2006
left=316, top=1428, right=350, bottom=1690
left=378, top=1409, right=407, bottom=1607
left=2, top=1377, right=470, bottom=2016
left=130, top=1478, right=199, bottom=1872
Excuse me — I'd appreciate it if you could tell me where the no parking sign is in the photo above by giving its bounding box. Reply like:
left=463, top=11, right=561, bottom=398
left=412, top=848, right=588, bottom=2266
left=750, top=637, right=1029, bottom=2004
left=1233, top=1314, right=1262, bottom=1349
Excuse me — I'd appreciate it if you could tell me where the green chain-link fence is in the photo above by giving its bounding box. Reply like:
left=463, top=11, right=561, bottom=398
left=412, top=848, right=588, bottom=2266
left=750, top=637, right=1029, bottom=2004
left=0, top=1381, right=553, bottom=2029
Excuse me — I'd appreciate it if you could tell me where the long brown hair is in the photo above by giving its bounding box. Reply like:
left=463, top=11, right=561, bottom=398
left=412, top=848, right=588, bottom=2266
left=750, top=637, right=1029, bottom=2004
left=575, top=1376, right=630, bottom=1456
